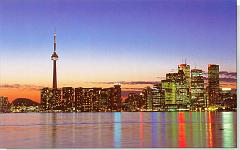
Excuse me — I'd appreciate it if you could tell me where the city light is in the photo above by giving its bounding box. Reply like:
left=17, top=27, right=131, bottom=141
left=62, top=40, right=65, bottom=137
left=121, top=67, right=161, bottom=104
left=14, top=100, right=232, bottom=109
left=0, top=33, right=237, bottom=113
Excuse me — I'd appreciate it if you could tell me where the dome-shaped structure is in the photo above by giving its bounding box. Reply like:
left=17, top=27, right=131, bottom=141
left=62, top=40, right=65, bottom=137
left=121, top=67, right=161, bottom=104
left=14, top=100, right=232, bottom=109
left=12, top=98, right=39, bottom=107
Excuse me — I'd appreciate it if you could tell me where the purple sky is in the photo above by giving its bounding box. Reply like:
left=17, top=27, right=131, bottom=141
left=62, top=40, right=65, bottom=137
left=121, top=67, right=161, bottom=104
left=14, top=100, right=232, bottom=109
left=0, top=0, right=236, bottom=85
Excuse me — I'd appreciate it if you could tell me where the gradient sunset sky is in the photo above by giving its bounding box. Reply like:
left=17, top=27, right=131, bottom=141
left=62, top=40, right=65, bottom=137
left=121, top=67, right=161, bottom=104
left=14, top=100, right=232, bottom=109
left=0, top=0, right=237, bottom=102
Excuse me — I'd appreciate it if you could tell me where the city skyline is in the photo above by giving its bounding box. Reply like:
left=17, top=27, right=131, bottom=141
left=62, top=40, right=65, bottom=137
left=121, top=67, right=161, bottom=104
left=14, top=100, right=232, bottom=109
left=0, top=0, right=237, bottom=102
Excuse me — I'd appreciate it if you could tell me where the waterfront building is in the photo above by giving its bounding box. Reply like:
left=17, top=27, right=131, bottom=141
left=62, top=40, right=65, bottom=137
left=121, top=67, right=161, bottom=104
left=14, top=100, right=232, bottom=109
left=204, top=87, right=209, bottom=108
left=191, top=69, right=205, bottom=109
left=152, top=86, right=160, bottom=111
left=75, top=87, right=83, bottom=112
left=121, top=101, right=129, bottom=112
left=164, top=70, right=190, bottom=109
left=92, top=88, right=102, bottom=112
left=75, top=87, right=102, bottom=112
left=51, top=88, right=62, bottom=111
left=112, top=84, right=122, bottom=111
left=99, top=88, right=113, bottom=112
left=125, top=93, right=142, bottom=111
left=75, top=85, right=121, bottom=112
left=40, top=88, right=53, bottom=111
left=178, top=63, right=191, bottom=86
left=152, top=84, right=165, bottom=111
left=161, top=80, right=177, bottom=109
left=62, top=87, right=75, bottom=112
left=220, top=88, right=232, bottom=102
left=41, top=88, right=62, bottom=112
left=41, top=84, right=121, bottom=112
left=75, top=88, right=93, bottom=112
left=175, top=70, right=190, bottom=107
left=126, top=91, right=146, bottom=111
left=0, top=96, right=10, bottom=113
left=208, top=64, right=220, bottom=106
left=142, top=86, right=153, bottom=111
left=220, top=88, right=236, bottom=109
left=138, top=92, right=146, bottom=111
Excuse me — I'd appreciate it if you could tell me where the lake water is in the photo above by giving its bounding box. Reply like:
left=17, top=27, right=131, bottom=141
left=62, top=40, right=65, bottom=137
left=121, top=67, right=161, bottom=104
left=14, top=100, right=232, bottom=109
left=0, top=112, right=237, bottom=148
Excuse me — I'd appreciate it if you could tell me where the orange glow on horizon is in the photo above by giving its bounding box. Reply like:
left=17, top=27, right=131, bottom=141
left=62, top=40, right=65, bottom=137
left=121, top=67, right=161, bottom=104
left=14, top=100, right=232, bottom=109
left=0, top=80, right=236, bottom=103
left=0, top=88, right=40, bottom=102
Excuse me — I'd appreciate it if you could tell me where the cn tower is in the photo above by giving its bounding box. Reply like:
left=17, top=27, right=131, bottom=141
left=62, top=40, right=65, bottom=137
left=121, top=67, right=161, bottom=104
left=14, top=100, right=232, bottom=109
left=51, top=32, right=58, bottom=89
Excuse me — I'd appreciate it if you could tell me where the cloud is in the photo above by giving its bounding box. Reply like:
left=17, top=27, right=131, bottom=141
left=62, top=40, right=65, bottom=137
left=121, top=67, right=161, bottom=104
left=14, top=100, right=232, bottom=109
left=204, top=77, right=236, bottom=82
left=219, top=71, right=237, bottom=79
left=89, top=81, right=160, bottom=85
left=156, top=76, right=165, bottom=80
left=203, top=71, right=237, bottom=83
left=121, top=81, right=160, bottom=85
left=122, top=88, right=144, bottom=91
left=202, top=71, right=236, bottom=78
left=0, top=84, right=21, bottom=88
left=0, top=84, right=44, bottom=91
left=219, top=78, right=237, bottom=83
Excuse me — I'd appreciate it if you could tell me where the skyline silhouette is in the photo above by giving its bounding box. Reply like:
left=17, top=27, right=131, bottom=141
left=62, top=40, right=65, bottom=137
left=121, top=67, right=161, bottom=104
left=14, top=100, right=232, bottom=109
left=0, top=0, right=237, bottom=102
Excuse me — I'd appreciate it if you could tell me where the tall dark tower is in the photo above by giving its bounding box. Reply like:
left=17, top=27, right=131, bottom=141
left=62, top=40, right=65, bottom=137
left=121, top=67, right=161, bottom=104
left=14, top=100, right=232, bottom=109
left=51, top=32, right=58, bottom=89
left=208, top=64, right=219, bottom=106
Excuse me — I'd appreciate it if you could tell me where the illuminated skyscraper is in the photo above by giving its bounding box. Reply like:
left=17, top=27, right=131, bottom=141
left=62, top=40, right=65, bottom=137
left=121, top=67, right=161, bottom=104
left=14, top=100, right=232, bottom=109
left=62, top=87, right=75, bottom=112
left=51, top=32, right=58, bottom=89
left=142, top=86, right=153, bottom=111
left=178, top=63, right=190, bottom=85
left=125, top=93, right=142, bottom=111
left=41, top=88, right=62, bottom=112
left=176, top=70, right=190, bottom=107
left=75, top=88, right=101, bottom=112
left=220, top=88, right=232, bottom=102
left=92, top=88, right=101, bottom=112
left=75, top=87, right=83, bottom=112
left=74, top=85, right=121, bottom=112
left=161, top=80, right=177, bottom=109
left=77, top=88, right=94, bottom=112
left=220, top=88, right=237, bottom=109
left=152, top=84, right=165, bottom=111
left=99, top=88, right=112, bottom=112
left=51, top=88, right=62, bottom=111
left=166, top=73, right=179, bottom=81
left=112, top=84, right=122, bottom=111
left=177, top=64, right=191, bottom=105
left=41, top=88, right=53, bottom=111
left=164, top=70, right=190, bottom=109
left=208, top=64, right=220, bottom=106
left=191, top=69, right=205, bottom=109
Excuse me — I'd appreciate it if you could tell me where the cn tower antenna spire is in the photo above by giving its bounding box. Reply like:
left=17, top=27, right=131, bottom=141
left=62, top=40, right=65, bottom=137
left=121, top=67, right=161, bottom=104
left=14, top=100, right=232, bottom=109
left=54, top=31, right=56, bottom=52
